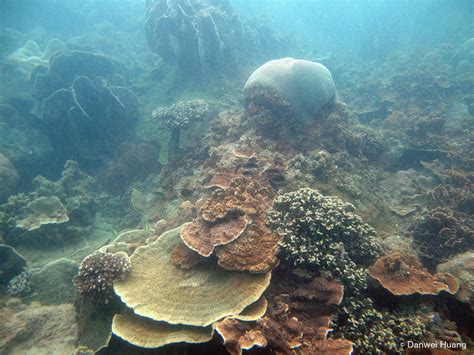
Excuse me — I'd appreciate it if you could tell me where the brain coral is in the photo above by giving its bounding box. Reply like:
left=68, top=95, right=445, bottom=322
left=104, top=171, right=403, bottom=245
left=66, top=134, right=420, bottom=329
left=244, top=57, right=336, bottom=124
left=114, top=226, right=271, bottom=327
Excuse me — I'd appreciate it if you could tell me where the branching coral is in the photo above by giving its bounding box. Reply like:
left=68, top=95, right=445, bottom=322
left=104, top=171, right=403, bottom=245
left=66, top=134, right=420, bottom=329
left=267, top=188, right=428, bottom=353
left=334, top=297, right=426, bottom=354
left=152, top=99, right=209, bottom=161
left=267, top=188, right=381, bottom=291
left=73, top=251, right=131, bottom=304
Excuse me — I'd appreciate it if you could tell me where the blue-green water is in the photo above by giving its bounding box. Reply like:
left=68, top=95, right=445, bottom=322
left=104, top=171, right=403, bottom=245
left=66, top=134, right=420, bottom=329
left=0, top=1, right=472, bottom=354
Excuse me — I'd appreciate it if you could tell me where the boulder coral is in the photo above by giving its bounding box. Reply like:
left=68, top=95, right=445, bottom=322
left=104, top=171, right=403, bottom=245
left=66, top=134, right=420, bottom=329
left=244, top=58, right=337, bottom=124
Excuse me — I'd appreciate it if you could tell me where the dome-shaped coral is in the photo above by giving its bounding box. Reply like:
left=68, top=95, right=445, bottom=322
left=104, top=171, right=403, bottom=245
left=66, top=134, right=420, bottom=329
left=244, top=58, right=336, bottom=124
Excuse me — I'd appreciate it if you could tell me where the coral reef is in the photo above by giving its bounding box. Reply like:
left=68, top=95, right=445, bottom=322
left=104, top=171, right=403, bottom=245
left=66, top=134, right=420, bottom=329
left=437, top=252, right=474, bottom=310
left=411, top=207, right=474, bottom=269
left=152, top=99, right=209, bottom=161
left=144, top=0, right=288, bottom=79
left=74, top=251, right=131, bottom=304
left=0, top=160, right=96, bottom=246
left=0, top=154, right=19, bottom=203
left=368, top=252, right=459, bottom=296
left=0, top=244, right=26, bottom=285
left=112, top=313, right=213, bottom=349
left=268, top=188, right=381, bottom=291
left=0, top=298, right=79, bottom=354
left=113, top=226, right=271, bottom=327
left=40, top=74, right=139, bottom=161
left=7, top=271, right=31, bottom=296
left=244, top=58, right=336, bottom=124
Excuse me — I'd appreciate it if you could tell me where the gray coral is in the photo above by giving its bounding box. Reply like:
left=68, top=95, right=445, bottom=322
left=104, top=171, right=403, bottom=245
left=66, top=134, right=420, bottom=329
left=267, top=188, right=381, bottom=291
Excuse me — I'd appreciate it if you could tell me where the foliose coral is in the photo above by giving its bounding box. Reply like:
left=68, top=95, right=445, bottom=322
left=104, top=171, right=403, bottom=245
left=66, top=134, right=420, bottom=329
left=73, top=251, right=131, bottom=304
left=267, top=188, right=381, bottom=291
left=0, top=160, right=96, bottom=246
left=411, top=207, right=474, bottom=269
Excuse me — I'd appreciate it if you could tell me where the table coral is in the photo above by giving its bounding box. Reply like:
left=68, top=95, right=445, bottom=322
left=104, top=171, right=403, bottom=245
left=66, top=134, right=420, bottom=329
left=114, top=226, right=271, bottom=327
left=152, top=99, right=209, bottom=161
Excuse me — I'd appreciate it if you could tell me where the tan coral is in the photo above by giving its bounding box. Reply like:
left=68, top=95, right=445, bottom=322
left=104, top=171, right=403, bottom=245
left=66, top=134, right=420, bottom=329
left=368, top=252, right=459, bottom=296
left=16, top=196, right=69, bottom=231
left=114, top=226, right=271, bottom=327
left=199, top=176, right=273, bottom=223
left=216, top=217, right=281, bottom=273
left=213, top=318, right=267, bottom=355
left=112, top=312, right=213, bottom=349
left=170, top=240, right=205, bottom=269
left=292, top=276, right=345, bottom=305
left=232, top=296, right=268, bottom=321
left=180, top=215, right=249, bottom=257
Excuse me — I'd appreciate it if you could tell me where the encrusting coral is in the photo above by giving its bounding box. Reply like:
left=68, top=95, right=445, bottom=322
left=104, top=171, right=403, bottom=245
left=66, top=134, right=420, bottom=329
left=74, top=251, right=131, bottom=304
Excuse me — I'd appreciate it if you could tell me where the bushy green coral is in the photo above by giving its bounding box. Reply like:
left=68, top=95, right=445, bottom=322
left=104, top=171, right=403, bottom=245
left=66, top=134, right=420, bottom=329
left=336, top=297, right=426, bottom=354
left=268, top=188, right=427, bottom=353
left=267, top=188, right=381, bottom=291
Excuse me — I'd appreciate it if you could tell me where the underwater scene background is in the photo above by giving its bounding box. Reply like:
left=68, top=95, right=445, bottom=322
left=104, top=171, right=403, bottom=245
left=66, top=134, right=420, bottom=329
left=0, top=0, right=472, bottom=354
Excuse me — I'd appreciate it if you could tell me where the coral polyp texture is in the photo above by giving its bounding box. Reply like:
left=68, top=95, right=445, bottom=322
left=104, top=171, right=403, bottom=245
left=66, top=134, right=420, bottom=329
left=113, top=226, right=271, bottom=327
left=244, top=57, right=336, bottom=124
left=411, top=207, right=474, bottom=269
left=152, top=99, right=209, bottom=160
left=267, top=187, right=381, bottom=291
left=74, top=251, right=131, bottom=304
left=368, top=252, right=459, bottom=296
